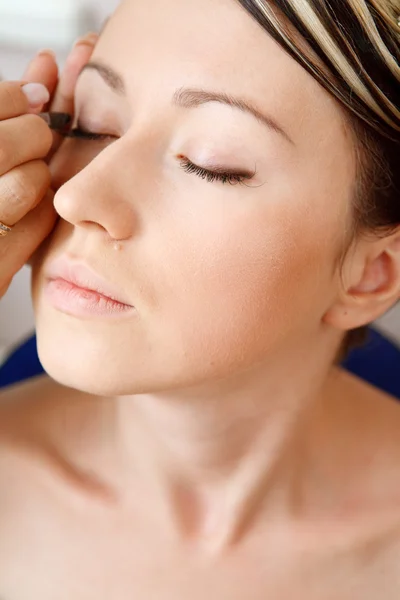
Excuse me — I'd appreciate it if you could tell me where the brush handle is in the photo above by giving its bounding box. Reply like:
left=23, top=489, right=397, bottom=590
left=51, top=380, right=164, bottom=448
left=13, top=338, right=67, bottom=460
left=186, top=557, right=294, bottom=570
left=39, top=112, right=72, bottom=134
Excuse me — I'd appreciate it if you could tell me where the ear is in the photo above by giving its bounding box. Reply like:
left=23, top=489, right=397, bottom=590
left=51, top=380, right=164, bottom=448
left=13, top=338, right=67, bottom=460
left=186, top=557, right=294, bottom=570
left=323, top=230, right=400, bottom=331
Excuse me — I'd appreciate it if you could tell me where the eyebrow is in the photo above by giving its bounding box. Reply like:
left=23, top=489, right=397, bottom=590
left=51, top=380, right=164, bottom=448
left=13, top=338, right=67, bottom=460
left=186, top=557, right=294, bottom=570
left=79, top=62, right=294, bottom=145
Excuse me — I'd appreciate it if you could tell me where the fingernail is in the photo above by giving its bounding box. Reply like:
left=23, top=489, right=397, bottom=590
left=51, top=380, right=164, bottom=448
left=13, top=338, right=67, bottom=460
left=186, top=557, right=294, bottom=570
left=21, top=83, right=50, bottom=108
left=73, top=32, right=98, bottom=47
left=37, top=48, right=56, bottom=59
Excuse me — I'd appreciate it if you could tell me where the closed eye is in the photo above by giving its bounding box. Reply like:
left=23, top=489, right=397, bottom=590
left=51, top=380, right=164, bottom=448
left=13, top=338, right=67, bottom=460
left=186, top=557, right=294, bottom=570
left=178, top=156, right=255, bottom=185
left=66, top=127, right=112, bottom=141
left=66, top=128, right=257, bottom=185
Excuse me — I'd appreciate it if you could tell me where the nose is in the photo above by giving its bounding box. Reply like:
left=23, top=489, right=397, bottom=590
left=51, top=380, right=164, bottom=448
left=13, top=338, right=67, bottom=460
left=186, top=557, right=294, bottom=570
left=53, top=141, right=138, bottom=241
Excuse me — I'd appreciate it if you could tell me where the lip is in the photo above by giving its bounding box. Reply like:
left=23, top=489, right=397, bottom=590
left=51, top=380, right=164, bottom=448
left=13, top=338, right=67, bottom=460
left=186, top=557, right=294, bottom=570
left=44, top=256, right=135, bottom=318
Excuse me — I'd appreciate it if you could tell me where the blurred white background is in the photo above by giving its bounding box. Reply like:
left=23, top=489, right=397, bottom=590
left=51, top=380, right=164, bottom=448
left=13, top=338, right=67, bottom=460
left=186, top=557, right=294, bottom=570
left=0, top=0, right=399, bottom=363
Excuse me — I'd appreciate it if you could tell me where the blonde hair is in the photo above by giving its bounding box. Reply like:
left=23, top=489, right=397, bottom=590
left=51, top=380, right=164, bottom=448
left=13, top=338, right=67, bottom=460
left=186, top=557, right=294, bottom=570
left=236, top=0, right=400, bottom=360
left=237, top=0, right=399, bottom=136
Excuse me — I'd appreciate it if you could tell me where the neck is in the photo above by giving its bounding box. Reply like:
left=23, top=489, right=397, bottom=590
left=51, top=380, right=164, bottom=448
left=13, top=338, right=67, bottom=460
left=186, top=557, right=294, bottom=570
left=110, top=342, right=339, bottom=551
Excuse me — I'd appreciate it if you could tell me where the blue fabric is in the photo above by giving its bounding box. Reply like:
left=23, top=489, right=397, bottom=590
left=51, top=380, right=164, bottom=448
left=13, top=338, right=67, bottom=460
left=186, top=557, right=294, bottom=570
left=341, top=327, right=400, bottom=399
left=0, top=334, right=44, bottom=389
left=0, top=328, right=399, bottom=398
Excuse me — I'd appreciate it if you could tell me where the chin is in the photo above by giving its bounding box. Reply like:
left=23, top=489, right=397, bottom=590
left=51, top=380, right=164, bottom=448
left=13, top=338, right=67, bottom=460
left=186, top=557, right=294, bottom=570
left=34, top=308, right=262, bottom=399
left=34, top=318, right=171, bottom=397
left=33, top=309, right=200, bottom=398
left=36, top=329, right=134, bottom=397
left=32, top=280, right=161, bottom=396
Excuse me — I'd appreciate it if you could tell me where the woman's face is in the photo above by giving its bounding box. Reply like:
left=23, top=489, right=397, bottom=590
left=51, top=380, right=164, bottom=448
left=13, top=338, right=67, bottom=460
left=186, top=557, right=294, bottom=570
left=32, top=0, right=356, bottom=396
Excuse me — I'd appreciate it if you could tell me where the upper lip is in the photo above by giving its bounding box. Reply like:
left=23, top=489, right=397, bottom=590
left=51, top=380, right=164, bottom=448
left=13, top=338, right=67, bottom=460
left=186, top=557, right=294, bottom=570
left=45, top=257, right=133, bottom=306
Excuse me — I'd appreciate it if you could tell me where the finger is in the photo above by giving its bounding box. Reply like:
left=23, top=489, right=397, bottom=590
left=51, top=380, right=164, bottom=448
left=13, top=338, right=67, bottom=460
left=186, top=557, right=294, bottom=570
left=21, top=50, right=59, bottom=114
left=0, top=114, right=52, bottom=174
left=50, top=33, right=98, bottom=117
left=0, top=189, right=57, bottom=277
left=0, top=160, right=51, bottom=225
left=47, top=34, right=98, bottom=159
left=0, top=81, right=47, bottom=121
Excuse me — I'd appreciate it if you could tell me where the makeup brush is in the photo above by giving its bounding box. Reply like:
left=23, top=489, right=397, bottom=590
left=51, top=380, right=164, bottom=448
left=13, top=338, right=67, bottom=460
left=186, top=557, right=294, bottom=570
left=39, top=112, right=72, bottom=135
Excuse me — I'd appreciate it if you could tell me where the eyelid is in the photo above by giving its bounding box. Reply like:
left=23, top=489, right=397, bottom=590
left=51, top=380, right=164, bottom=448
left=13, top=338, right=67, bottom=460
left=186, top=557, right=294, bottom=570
left=66, top=125, right=114, bottom=141
left=66, top=125, right=258, bottom=183
left=69, top=119, right=119, bottom=141
left=178, top=156, right=252, bottom=185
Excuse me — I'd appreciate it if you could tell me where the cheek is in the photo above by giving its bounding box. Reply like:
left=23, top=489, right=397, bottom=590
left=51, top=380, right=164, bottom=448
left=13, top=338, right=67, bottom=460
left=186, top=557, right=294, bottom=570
left=151, top=198, right=337, bottom=372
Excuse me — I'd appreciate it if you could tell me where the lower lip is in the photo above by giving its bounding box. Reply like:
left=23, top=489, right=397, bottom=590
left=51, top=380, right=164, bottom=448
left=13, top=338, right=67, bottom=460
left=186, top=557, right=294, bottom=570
left=45, top=278, right=135, bottom=318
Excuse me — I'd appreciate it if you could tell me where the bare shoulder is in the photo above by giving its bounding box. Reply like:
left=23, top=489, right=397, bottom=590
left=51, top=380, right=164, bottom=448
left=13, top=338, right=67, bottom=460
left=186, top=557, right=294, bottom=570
left=328, top=367, right=400, bottom=473
left=0, top=373, right=64, bottom=406
left=0, top=375, right=83, bottom=441
left=0, top=374, right=60, bottom=432
left=327, top=367, right=400, bottom=516
left=312, top=368, right=400, bottom=586
left=0, top=375, right=96, bottom=480
left=0, top=376, right=102, bottom=522
left=330, top=365, right=400, bottom=423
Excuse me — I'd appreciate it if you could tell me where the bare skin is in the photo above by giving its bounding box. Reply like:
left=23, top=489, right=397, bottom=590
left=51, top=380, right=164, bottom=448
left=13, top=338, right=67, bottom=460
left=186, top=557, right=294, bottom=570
left=0, top=38, right=97, bottom=296
left=0, top=370, right=400, bottom=599
left=0, top=0, right=400, bottom=597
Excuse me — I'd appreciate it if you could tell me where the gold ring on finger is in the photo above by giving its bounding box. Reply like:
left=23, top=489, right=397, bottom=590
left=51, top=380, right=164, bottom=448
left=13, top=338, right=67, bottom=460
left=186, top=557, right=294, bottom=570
left=0, top=220, right=13, bottom=237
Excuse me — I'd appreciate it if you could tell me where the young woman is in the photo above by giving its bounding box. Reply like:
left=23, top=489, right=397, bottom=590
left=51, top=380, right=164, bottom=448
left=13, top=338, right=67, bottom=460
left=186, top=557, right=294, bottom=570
left=0, top=0, right=399, bottom=597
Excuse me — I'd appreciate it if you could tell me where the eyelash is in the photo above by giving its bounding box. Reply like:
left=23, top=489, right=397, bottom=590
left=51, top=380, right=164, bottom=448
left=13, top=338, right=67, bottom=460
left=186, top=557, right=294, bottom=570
left=67, top=127, right=254, bottom=186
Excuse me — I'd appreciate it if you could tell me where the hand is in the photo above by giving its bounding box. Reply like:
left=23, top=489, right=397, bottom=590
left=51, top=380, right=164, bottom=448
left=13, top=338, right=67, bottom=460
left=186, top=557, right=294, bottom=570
left=0, top=33, right=97, bottom=298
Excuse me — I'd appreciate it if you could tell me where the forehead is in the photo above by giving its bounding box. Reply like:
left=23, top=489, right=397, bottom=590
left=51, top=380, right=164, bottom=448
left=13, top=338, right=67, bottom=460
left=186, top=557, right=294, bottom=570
left=91, top=0, right=348, bottom=145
